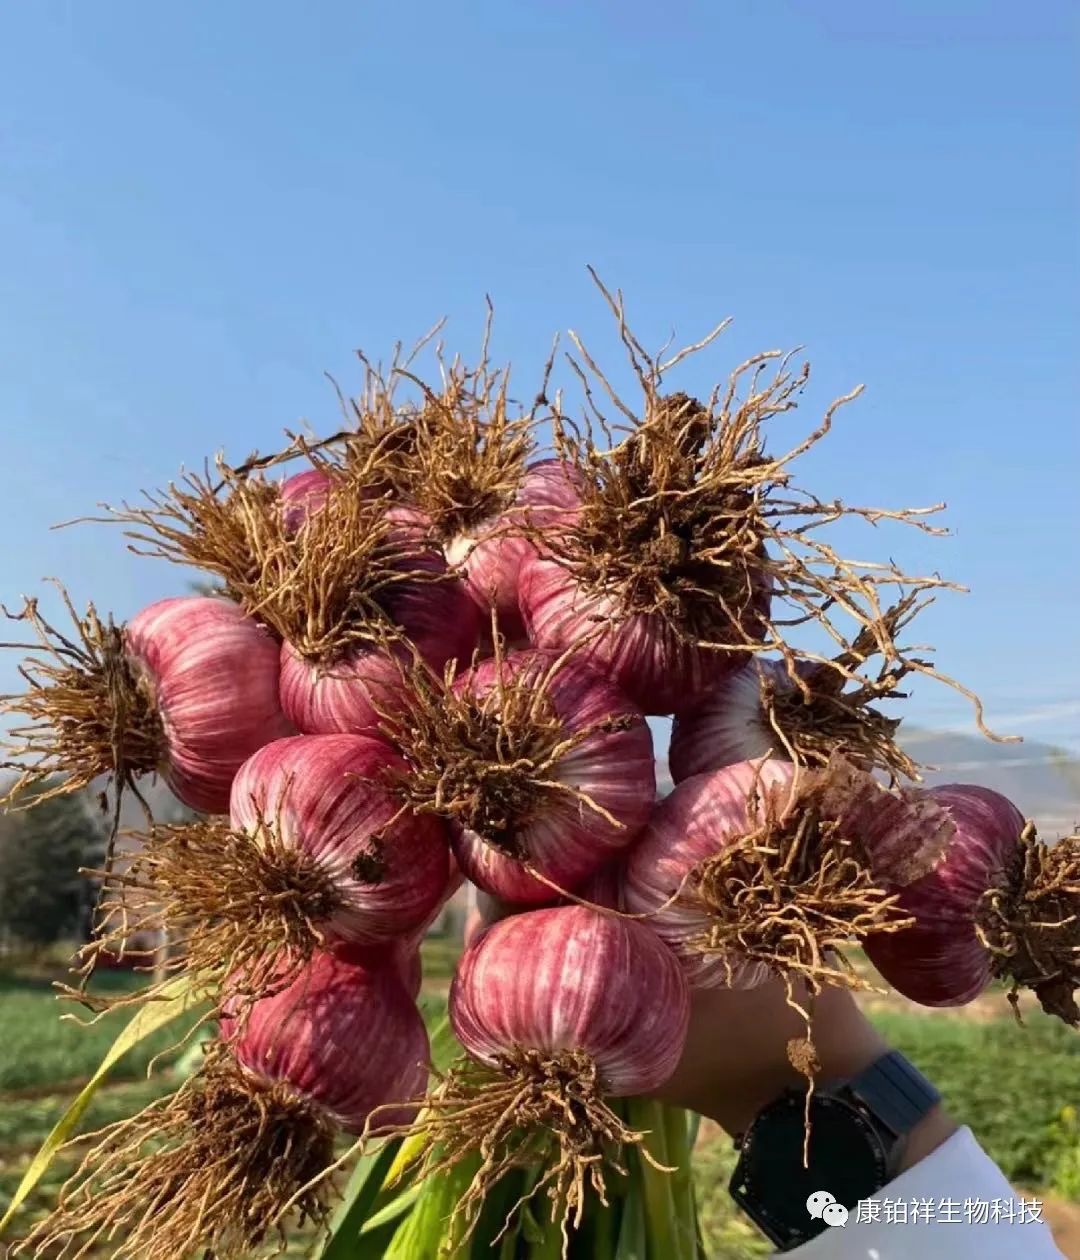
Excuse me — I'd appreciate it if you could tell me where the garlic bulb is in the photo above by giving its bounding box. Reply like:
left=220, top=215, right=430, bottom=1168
left=231, top=733, right=451, bottom=946
left=451, top=905, right=690, bottom=1096
left=669, top=660, right=789, bottom=782
left=123, top=595, right=293, bottom=813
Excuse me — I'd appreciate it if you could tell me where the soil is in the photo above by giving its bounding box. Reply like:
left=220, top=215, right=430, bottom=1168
left=1042, top=1196, right=1080, bottom=1258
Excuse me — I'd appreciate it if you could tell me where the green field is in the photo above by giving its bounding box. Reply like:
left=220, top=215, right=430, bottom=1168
left=1, top=944, right=1077, bottom=1257
left=0, top=970, right=189, bottom=1092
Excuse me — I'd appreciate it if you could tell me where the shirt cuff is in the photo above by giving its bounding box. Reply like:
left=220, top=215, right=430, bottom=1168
left=780, top=1126, right=1063, bottom=1258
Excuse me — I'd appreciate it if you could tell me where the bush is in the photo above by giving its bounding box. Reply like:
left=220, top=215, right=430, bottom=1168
left=0, top=789, right=104, bottom=950
left=1046, top=1106, right=1080, bottom=1200
left=870, top=1010, right=1080, bottom=1188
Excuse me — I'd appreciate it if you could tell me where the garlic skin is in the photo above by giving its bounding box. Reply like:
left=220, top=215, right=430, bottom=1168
left=124, top=596, right=293, bottom=814
left=227, top=950, right=430, bottom=1134
left=341, top=848, right=462, bottom=998
left=395, top=946, right=423, bottom=1000
left=279, top=473, right=426, bottom=535
left=519, top=556, right=765, bottom=717
left=450, top=906, right=690, bottom=1095
left=622, top=758, right=796, bottom=990
left=331, top=939, right=424, bottom=1001
left=279, top=542, right=479, bottom=736
left=230, top=734, right=451, bottom=946
left=279, top=468, right=333, bottom=532
left=862, top=784, right=1024, bottom=1007
left=447, top=652, right=655, bottom=906
left=669, top=660, right=791, bottom=783
left=447, top=459, right=584, bottom=634
left=567, top=857, right=624, bottom=911
left=280, top=640, right=414, bottom=737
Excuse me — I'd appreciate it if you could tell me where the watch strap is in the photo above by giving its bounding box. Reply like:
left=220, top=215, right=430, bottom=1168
left=846, top=1049, right=941, bottom=1139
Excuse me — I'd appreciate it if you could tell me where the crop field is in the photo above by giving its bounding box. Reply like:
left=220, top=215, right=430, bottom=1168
left=0, top=942, right=1077, bottom=1257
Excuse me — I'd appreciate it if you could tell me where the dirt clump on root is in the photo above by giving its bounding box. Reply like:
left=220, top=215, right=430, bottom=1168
left=977, top=827, right=1080, bottom=1026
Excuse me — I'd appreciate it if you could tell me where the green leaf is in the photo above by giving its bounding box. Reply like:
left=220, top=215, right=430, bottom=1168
left=318, top=1138, right=406, bottom=1259
left=384, top=1151, right=481, bottom=1260
left=498, top=1226, right=520, bottom=1260
left=465, top=1165, right=530, bottom=1259
left=313, top=1014, right=462, bottom=1258
left=614, top=1179, right=647, bottom=1260
left=0, top=976, right=198, bottom=1235
left=520, top=1200, right=547, bottom=1246
left=173, top=1020, right=215, bottom=1080
left=624, top=1097, right=673, bottom=1260
left=586, top=1192, right=622, bottom=1260
left=428, top=1013, right=460, bottom=1072
left=383, top=1128, right=429, bottom=1187
left=686, top=1110, right=702, bottom=1151
left=358, top=1182, right=423, bottom=1234
left=661, top=1105, right=700, bottom=1260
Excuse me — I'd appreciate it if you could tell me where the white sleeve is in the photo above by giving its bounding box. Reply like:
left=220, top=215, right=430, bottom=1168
left=779, top=1126, right=1064, bottom=1259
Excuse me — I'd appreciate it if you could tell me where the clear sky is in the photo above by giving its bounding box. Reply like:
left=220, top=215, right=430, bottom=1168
left=1, top=2, right=1077, bottom=752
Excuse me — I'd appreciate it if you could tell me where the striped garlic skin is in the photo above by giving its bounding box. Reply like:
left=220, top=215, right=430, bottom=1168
left=278, top=544, right=479, bottom=736
left=566, top=856, right=624, bottom=911
left=669, top=660, right=791, bottom=783
left=280, top=640, right=416, bottom=738
left=124, top=596, right=293, bottom=815
left=863, top=784, right=1024, bottom=1007
left=230, top=734, right=450, bottom=946
left=622, top=758, right=796, bottom=990
left=450, top=906, right=690, bottom=1096
left=280, top=473, right=431, bottom=535
left=279, top=468, right=333, bottom=532
left=519, top=557, right=761, bottom=717
left=447, top=459, right=585, bottom=636
left=448, top=651, right=655, bottom=906
left=343, top=847, right=463, bottom=999
left=229, top=950, right=429, bottom=1134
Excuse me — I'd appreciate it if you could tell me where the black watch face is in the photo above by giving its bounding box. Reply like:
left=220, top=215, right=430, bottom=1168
left=730, top=1092, right=889, bottom=1250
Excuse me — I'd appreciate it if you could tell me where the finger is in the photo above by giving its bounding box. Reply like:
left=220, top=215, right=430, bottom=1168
left=476, top=891, right=514, bottom=925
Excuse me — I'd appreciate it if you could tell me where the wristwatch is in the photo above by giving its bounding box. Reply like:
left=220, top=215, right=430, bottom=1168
left=728, top=1050, right=942, bottom=1251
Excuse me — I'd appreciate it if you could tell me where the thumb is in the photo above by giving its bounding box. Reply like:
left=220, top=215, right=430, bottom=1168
left=463, top=889, right=516, bottom=945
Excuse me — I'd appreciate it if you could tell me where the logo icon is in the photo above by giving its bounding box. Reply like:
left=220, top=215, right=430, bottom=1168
left=807, top=1192, right=848, bottom=1227
left=822, top=1203, right=849, bottom=1227
left=806, top=1191, right=835, bottom=1220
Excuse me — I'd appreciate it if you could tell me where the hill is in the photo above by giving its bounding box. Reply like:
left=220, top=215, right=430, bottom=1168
left=901, top=728, right=1080, bottom=835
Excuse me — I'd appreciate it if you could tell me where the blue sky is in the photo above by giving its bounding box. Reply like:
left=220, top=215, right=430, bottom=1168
left=1, top=1, right=1077, bottom=751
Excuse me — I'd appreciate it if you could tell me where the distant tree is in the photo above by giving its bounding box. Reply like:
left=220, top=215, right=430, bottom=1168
left=0, top=787, right=105, bottom=951
left=189, top=578, right=226, bottom=598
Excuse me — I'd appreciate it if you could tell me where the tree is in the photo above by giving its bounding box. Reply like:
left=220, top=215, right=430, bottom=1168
left=189, top=578, right=226, bottom=597
left=0, top=788, right=104, bottom=951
